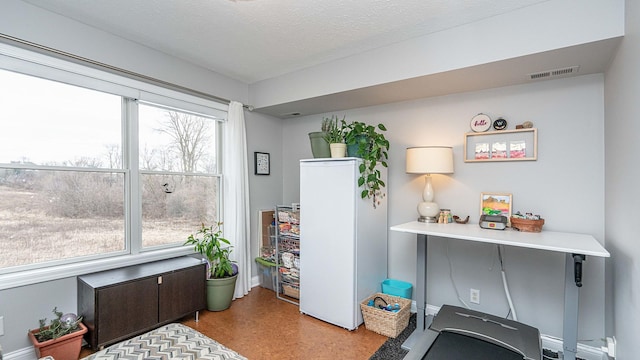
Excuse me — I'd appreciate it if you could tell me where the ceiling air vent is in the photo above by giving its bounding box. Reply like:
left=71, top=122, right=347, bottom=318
left=529, top=66, right=580, bottom=80
left=281, top=112, right=302, bottom=118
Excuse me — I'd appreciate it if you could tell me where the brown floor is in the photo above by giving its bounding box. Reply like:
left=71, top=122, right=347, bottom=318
left=80, top=286, right=387, bottom=360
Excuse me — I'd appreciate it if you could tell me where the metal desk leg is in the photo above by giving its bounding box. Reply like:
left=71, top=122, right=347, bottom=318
left=402, top=233, right=428, bottom=350
left=563, top=253, right=584, bottom=360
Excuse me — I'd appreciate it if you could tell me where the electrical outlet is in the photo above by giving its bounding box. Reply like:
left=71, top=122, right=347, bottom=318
left=470, top=289, right=480, bottom=304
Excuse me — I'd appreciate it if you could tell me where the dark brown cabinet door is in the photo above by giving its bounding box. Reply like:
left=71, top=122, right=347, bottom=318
left=78, top=257, right=206, bottom=350
left=158, top=265, right=206, bottom=323
left=97, top=277, right=159, bottom=346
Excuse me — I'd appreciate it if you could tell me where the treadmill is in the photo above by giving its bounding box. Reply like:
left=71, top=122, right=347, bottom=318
left=403, top=305, right=542, bottom=360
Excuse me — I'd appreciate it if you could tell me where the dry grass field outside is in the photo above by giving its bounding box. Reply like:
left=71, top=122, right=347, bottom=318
left=0, top=185, right=201, bottom=269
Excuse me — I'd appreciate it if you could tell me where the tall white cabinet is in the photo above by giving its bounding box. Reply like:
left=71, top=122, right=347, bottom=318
left=299, top=158, right=388, bottom=330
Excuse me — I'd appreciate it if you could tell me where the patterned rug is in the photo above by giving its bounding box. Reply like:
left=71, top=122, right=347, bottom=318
left=81, top=323, right=247, bottom=360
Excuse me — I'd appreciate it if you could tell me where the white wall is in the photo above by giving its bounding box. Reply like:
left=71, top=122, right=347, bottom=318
left=283, top=74, right=606, bottom=342
left=604, top=0, right=640, bottom=357
left=0, top=277, right=78, bottom=357
left=245, top=111, right=285, bottom=277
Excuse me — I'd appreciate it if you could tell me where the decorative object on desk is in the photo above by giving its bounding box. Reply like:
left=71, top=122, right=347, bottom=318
left=184, top=222, right=239, bottom=311
left=343, top=120, right=390, bottom=207
left=516, top=120, right=534, bottom=129
left=479, top=214, right=508, bottom=230
left=453, top=215, right=470, bottom=224
left=323, top=115, right=347, bottom=158
left=470, top=113, right=491, bottom=132
left=493, top=117, right=508, bottom=130
left=438, top=209, right=453, bottom=223
left=308, top=117, right=332, bottom=158
left=254, top=151, right=270, bottom=175
left=406, top=146, right=454, bottom=223
left=511, top=211, right=545, bottom=232
left=28, top=307, right=87, bottom=360
left=480, top=192, right=512, bottom=219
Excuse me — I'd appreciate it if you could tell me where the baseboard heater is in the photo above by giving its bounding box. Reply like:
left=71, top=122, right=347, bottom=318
left=403, top=305, right=541, bottom=360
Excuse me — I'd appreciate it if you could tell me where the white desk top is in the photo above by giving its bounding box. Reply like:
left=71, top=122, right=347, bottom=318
left=390, top=221, right=610, bottom=258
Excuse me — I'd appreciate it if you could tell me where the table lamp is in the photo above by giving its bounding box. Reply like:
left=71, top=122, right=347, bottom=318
left=406, top=146, right=454, bottom=222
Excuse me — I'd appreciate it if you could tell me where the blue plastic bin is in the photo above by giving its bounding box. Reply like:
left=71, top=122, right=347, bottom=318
left=382, top=279, right=413, bottom=299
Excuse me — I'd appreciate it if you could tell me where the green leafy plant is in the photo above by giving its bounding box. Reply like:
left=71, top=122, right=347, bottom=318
left=322, top=115, right=347, bottom=144
left=344, top=121, right=390, bottom=207
left=35, top=308, right=83, bottom=342
left=320, top=117, right=332, bottom=132
left=184, top=222, right=236, bottom=279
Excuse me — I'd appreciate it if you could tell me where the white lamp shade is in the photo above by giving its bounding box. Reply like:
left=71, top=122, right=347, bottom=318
left=406, top=146, right=454, bottom=174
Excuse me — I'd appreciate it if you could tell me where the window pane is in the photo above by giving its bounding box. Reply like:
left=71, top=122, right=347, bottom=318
left=139, top=103, right=218, bottom=173
left=0, top=169, right=125, bottom=271
left=141, top=174, right=218, bottom=248
left=0, top=69, right=122, bottom=168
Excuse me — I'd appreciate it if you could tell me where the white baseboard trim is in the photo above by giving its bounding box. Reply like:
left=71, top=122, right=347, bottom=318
left=410, top=300, right=440, bottom=316
left=4, top=346, right=36, bottom=360
left=541, top=334, right=606, bottom=360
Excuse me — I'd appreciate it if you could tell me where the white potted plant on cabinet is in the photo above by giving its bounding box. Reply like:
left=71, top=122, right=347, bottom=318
left=323, top=115, right=347, bottom=158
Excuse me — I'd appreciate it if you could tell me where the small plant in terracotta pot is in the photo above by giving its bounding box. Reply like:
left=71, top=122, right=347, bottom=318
left=28, top=307, right=87, bottom=359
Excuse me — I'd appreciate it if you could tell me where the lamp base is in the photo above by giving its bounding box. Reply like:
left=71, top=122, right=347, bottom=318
left=418, top=201, right=440, bottom=223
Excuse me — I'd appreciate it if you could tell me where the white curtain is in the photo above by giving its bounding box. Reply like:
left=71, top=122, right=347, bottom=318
left=223, top=101, right=251, bottom=299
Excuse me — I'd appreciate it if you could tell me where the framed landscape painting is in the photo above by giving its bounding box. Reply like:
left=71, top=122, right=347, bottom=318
left=480, top=193, right=512, bottom=218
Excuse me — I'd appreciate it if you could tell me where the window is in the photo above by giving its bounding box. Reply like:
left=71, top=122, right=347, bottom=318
left=138, top=103, right=219, bottom=248
left=0, top=44, right=226, bottom=281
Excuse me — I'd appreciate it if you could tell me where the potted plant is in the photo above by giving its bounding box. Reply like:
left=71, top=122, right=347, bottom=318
left=308, top=117, right=332, bottom=158
left=323, top=115, right=347, bottom=158
left=344, top=121, right=390, bottom=208
left=28, top=307, right=87, bottom=360
left=184, top=222, right=238, bottom=311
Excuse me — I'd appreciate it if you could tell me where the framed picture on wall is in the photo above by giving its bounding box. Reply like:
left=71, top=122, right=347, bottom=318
left=480, top=193, right=512, bottom=218
left=254, top=152, right=270, bottom=175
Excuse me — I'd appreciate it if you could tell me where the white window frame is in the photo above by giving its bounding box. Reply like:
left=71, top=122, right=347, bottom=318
left=0, top=42, right=227, bottom=290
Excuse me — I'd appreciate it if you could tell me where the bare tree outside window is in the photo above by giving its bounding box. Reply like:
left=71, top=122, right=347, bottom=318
left=0, top=68, right=222, bottom=272
left=139, top=105, right=219, bottom=248
left=156, top=111, right=212, bottom=173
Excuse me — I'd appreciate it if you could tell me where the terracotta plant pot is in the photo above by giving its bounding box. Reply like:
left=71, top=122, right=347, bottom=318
left=29, top=322, right=88, bottom=360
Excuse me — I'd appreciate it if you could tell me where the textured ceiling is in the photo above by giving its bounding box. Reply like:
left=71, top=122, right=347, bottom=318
left=23, top=0, right=550, bottom=84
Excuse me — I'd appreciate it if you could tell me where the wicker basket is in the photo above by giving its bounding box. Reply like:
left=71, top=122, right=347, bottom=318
left=360, top=293, right=411, bottom=338
left=510, top=217, right=545, bottom=232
